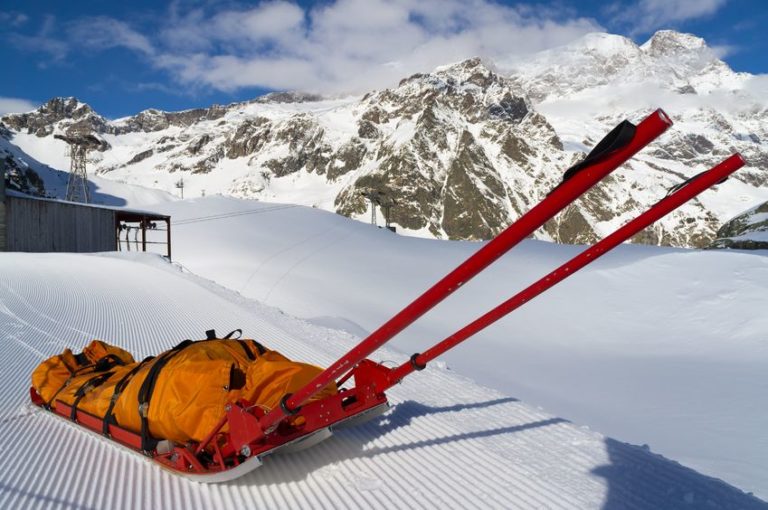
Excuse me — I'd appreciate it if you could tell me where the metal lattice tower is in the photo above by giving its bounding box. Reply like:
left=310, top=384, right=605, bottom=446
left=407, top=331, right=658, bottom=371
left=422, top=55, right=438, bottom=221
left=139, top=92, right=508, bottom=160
left=54, top=133, right=101, bottom=203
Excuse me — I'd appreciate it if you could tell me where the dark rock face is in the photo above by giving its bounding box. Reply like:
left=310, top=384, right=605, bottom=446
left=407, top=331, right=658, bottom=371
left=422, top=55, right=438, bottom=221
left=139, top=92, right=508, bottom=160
left=263, top=117, right=331, bottom=177
left=328, top=140, right=366, bottom=181
left=1, top=153, right=45, bottom=196
left=711, top=201, right=768, bottom=250
left=113, top=106, right=227, bottom=134
left=442, top=131, right=508, bottom=239
left=226, top=118, right=271, bottom=158
left=1, top=98, right=99, bottom=136
left=127, top=149, right=154, bottom=165
left=489, top=94, right=528, bottom=122
left=188, top=134, right=212, bottom=156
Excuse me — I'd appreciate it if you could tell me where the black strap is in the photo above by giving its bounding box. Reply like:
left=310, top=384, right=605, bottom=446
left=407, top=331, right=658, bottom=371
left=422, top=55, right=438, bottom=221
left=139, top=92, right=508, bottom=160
left=236, top=340, right=255, bottom=361
left=46, top=352, right=127, bottom=410
left=102, top=356, right=154, bottom=436
left=223, top=329, right=242, bottom=339
left=137, top=340, right=194, bottom=452
left=206, top=328, right=258, bottom=359
left=69, top=371, right=114, bottom=421
left=46, top=362, right=98, bottom=409
left=666, top=170, right=728, bottom=197
left=550, top=120, right=637, bottom=194
left=94, top=353, right=126, bottom=372
left=249, top=340, right=267, bottom=356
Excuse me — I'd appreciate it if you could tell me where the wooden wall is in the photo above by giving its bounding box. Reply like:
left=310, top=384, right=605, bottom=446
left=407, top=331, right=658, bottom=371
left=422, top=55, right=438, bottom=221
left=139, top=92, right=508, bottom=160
left=5, top=196, right=116, bottom=253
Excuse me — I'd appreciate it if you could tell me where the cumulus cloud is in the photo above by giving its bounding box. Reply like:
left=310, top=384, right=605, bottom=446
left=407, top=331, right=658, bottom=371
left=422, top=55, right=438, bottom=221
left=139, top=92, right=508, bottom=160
left=0, top=97, right=39, bottom=115
left=23, top=0, right=599, bottom=95
left=4, top=1, right=606, bottom=96
left=614, top=0, right=729, bottom=35
left=166, top=0, right=603, bottom=93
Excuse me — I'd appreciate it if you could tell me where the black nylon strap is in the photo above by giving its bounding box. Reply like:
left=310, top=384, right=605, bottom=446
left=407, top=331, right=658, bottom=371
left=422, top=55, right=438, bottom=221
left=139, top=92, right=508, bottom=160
left=237, top=340, right=256, bottom=360
left=137, top=340, right=194, bottom=452
left=46, top=352, right=127, bottom=410
left=666, top=170, right=728, bottom=197
left=102, top=356, right=154, bottom=436
left=550, top=120, right=637, bottom=195
left=69, top=371, right=115, bottom=421
left=94, top=353, right=126, bottom=372
left=223, top=329, right=242, bottom=339
left=250, top=340, right=267, bottom=356
left=46, top=363, right=98, bottom=409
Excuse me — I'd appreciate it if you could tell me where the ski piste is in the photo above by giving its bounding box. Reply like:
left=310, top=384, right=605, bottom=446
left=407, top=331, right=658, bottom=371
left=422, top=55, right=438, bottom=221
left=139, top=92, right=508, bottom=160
left=29, top=109, right=746, bottom=482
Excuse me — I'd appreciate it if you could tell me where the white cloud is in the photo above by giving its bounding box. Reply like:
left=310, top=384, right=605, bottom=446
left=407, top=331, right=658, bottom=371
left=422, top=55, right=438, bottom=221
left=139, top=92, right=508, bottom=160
left=8, top=15, right=69, bottom=63
left=0, top=97, right=39, bottom=115
left=710, top=44, right=738, bottom=59
left=0, top=11, right=29, bottom=27
left=144, top=0, right=603, bottom=95
left=616, top=0, right=729, bottom=35
left=5, top=1, right=604, bottom=96
left=68, top=16, right=155, bottom=56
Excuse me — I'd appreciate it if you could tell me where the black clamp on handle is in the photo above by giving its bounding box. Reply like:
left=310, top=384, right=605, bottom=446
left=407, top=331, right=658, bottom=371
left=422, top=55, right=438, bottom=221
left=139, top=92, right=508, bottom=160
left=410, top=353, right=426, bottom=371
left=280, top=393, right=301, bottom=416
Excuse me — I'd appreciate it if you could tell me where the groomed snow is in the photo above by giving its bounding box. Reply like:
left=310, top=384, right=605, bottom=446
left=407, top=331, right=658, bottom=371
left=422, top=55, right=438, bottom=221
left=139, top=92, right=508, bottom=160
left=1, top=252, right=765, bottom=509
left=141, top=195, right=768, bottom=500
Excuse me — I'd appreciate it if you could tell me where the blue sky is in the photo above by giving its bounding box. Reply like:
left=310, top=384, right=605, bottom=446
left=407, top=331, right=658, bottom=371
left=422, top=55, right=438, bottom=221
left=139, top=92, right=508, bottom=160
left=1, top=0, right=766, bottom=118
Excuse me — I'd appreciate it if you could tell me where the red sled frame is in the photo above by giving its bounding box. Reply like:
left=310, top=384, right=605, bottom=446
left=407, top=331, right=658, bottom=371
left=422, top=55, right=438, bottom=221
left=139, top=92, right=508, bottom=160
left=30, top=109, right=746, bottom=483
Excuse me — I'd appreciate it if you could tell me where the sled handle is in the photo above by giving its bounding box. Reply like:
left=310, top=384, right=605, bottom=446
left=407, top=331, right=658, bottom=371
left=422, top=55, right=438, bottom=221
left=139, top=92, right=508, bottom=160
left=388, top=153, right=745, bottom=384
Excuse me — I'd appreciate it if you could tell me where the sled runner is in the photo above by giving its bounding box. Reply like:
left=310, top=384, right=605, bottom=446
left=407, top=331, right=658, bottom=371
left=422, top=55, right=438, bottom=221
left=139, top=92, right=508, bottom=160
left=30, top=109, right=746, bottom=482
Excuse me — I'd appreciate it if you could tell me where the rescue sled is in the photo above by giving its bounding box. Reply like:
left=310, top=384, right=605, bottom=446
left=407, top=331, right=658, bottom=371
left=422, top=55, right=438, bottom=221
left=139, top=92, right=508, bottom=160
left=30, top=108, right=747, bottom=482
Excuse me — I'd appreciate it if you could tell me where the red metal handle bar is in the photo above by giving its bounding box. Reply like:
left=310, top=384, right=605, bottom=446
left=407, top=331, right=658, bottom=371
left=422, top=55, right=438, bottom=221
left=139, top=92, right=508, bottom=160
left=257, top=109, right=673, bottom=433
left=388, top=153, right=745, bottom=385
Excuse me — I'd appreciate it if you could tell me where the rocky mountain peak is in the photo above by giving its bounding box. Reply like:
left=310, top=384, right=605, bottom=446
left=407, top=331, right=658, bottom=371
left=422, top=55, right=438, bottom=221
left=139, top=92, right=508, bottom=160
left=38, top=97, right=94, bottom=120
left=641, top=30, right=709, bottom=58
left=1, top=96, right=106, bottom=138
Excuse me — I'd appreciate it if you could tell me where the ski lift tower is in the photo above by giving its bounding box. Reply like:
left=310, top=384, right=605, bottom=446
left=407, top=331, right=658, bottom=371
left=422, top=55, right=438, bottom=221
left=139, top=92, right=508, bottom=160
left=54, top=133, right=102, bottom=203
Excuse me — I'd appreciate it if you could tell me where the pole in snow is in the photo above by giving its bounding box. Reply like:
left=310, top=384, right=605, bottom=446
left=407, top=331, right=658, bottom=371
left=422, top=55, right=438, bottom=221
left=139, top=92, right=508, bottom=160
left=176, top=178, right=185, bottom=199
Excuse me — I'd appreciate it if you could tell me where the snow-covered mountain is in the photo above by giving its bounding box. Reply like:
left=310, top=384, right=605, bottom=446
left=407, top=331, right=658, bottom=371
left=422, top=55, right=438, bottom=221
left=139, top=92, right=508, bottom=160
left=714, top=200, right=768, bottom=249
left=2, top=30, right=767, bottom=247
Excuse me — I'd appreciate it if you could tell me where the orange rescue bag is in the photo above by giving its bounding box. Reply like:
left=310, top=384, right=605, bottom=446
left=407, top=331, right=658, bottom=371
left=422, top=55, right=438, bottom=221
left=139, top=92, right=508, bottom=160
left=31, top=337, right=337, bottom=443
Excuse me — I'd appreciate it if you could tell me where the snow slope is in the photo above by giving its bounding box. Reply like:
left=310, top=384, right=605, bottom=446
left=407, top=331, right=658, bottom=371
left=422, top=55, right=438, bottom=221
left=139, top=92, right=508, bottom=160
left=138, top=195, right=768, bottom=499
left=0, top=252, right=765, bottom=509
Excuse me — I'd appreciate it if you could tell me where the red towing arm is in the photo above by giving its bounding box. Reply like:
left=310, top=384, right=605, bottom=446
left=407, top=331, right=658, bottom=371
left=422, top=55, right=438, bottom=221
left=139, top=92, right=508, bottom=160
left=387, top=153, right=745, bottom=385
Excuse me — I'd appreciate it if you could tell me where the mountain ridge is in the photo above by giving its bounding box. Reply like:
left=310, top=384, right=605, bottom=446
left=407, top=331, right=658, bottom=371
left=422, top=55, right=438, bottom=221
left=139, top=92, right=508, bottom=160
left=2, top=29, right=767, bottom=247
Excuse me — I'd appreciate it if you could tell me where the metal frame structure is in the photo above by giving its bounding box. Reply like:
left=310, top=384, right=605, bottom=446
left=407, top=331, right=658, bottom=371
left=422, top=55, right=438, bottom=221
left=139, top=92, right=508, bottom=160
left=115, top=210, right=172, bottom=260
left=54, top=133, right=103, bottom=204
